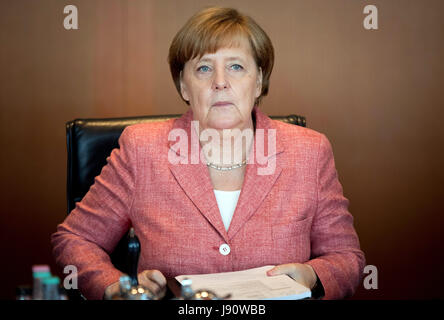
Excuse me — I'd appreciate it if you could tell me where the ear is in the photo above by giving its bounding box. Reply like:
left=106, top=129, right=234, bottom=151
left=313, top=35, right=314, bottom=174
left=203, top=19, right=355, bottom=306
left=255, top=67, right=263, bottom=98
left=179, top=71, right=190, bottom=102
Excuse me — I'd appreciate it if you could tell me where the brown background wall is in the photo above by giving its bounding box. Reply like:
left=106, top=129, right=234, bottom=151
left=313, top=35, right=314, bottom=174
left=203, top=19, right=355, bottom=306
left=1, top=0, right=443, bottom=299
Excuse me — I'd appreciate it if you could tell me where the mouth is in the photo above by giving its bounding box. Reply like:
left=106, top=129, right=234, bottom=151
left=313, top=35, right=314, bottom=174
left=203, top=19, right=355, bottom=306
left=212, top=101, right=233, bottom=107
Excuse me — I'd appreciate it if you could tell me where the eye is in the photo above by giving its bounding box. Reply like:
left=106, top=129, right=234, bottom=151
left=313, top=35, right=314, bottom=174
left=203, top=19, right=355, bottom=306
left=230, top=64, right=244, bottom=71
left=197, top=65, right=211, bottom=73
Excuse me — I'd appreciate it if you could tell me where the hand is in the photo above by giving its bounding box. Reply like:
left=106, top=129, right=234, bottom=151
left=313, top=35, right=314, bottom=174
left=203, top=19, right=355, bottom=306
left=266, top=263, right=318, bottom=290
left=104, top=269, right=167, bottom=300
left=138, top=269, right=167, bottom=298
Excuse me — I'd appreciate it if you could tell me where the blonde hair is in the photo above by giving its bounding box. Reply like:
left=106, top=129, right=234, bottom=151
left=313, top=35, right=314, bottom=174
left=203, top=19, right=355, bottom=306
left=168, top=7, right=274, bottom=105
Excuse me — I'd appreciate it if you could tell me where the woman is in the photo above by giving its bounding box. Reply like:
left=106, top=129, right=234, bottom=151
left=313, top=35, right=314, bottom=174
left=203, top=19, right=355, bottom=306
left=52, top=7, right=365, bottom=300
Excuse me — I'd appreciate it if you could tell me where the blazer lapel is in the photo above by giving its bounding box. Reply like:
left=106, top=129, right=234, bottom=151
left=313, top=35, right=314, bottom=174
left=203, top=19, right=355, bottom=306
left=227, top=107, right=284, bottom=240
left=168, top=111, right=229, bottom=242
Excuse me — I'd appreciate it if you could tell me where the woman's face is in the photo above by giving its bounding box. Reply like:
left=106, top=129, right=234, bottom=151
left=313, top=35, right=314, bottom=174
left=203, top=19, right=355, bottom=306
left=180, top=38, right=262, bottom=131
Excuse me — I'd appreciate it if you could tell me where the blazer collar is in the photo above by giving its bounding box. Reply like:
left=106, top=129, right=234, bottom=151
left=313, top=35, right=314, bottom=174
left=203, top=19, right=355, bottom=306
left=168, top=107, right=284, bottom=242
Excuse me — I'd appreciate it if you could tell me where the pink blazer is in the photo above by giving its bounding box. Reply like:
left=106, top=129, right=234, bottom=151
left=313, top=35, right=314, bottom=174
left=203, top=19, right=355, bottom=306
left=51, top=107, right=365, bottom=300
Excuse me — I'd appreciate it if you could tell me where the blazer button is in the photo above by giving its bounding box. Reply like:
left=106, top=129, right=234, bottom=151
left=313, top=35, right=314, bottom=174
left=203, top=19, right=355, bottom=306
left=219, top=243, right=231, bottom=256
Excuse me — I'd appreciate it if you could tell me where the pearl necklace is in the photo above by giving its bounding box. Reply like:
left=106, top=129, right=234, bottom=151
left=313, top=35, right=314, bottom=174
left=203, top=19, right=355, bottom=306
left=206, top=159, right=247, bottom=171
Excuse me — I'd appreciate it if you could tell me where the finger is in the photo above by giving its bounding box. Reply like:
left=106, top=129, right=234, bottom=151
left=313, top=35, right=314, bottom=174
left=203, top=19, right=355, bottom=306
left=266, top=264, right=298, bottom=276
left=138, top=273, right=160, bottom=294
left=138, top=270, right=166, bottom=295
left=138, top=279, right=161, bottom=297
left=147, top=269, right=167, bottom=287
left=103, top=281, right=120, bottom=299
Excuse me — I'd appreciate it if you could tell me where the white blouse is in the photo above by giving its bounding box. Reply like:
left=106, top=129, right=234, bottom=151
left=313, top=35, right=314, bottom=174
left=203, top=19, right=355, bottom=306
left=213, top=189, right=241, bottom=232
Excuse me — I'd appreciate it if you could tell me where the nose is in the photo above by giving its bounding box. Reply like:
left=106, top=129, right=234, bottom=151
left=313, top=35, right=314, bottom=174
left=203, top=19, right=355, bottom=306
left=212, top=68, right=229, bottom=91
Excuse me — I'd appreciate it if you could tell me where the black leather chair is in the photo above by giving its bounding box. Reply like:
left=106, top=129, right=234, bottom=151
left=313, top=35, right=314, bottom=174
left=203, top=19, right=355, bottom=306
left=65, top=113, right=306, bottom=274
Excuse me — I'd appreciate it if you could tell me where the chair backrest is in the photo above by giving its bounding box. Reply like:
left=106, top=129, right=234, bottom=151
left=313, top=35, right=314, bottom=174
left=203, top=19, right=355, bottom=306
left=66, top=113, right=306, bottom=214
left=65, top=113, right=306, bottom=275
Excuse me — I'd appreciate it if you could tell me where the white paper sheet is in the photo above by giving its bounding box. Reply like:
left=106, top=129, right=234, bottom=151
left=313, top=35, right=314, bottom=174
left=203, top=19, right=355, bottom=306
left=175, top=265, right=311, bottom=300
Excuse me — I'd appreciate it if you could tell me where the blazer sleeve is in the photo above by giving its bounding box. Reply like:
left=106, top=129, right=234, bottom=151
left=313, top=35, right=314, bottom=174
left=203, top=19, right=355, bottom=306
left=305, top=134, right=366, bottom=299
left=51, top=127, right=136, bottom=300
